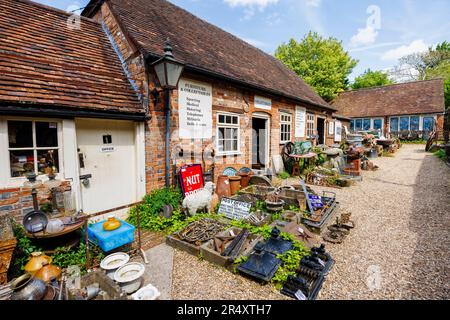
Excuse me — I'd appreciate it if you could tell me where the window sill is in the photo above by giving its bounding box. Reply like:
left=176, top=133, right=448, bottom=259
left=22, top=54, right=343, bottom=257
left=2, top=173, right=66, bottom=189
left=216, top=152, right=242, bottom=157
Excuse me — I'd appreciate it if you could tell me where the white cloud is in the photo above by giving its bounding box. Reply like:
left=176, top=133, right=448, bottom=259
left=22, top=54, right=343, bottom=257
left=305, top=0, right=321, bottom=7
left=350, top=26, right=378, bottom=47
left=381, top=39, right=429, bottom=61
left=224, top=0, right=278, bottom=8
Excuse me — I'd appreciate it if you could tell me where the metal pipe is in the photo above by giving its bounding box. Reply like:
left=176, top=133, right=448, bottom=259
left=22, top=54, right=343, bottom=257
left=165, top=88, right=171, bottom=188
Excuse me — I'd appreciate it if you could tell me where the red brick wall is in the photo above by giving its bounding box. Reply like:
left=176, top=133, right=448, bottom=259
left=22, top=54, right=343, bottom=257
left=94, top=1, right=335, bottom=193
left=0, top=182, right=71, bottom=223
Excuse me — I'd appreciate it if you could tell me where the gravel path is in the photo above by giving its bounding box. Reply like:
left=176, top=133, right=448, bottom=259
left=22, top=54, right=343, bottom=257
left=318, top=144, right=450, bottom=300
left=171, top=145, right=450, bottom=300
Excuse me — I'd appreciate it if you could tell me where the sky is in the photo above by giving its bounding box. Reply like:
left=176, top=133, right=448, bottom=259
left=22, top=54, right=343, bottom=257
left=34, top=0, right=450, bottom=81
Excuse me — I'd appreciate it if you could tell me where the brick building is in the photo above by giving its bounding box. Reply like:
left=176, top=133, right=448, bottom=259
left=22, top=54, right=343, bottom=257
left=332, top=79, right=446, bottom=139
left=0, top=0, right=345, bottom=219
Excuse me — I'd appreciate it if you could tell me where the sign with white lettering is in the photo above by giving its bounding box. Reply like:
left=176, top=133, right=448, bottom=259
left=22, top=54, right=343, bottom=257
left=178, top=79, right=212, bottom=139
left=335, top=121, right=342, bottom=142
left=218, top=197, right=252, bottom=220
left=179, top=164, right=204, bottom=197
left=254, top=96, right=272, bottom=110
left=295, top=106, right=306, bottom=138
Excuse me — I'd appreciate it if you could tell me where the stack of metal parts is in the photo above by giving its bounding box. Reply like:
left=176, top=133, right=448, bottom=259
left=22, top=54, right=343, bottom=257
left=177, top=219, right=225, bottom=245
left=220, top=229, right=250, bottom=261
left=237, top=228, right=293, bottom=282
left=281, top=244, right=334, bottom=300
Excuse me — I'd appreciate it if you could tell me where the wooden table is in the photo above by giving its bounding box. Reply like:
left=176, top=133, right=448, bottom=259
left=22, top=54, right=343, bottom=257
left=289, top=152, right=317, bottom=173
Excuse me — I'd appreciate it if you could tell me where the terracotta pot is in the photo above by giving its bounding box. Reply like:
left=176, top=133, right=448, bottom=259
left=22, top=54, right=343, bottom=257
left=34, top=263, right=62, bottom=283
left=216, top=175, right=231, bottom=199
left=103, top=216, right=121, bottom=231
left=24, top=252, right=52, bottom=276
left=238, top=172, right=252, bottom=189
left=229, top=176, right=242, bottom=196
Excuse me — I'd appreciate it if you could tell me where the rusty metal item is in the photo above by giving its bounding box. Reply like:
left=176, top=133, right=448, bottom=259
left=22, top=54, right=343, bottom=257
left=177, top=219, right=224, bottom=244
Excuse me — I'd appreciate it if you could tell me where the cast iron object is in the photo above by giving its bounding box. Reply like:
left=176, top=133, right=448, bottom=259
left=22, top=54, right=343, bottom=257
left=236, top=243, right=281, bottom=282
left=281, top=274, right=325, bottom=300
left=260, top=227, right=293, bottom=255
left=221, top=229, right=249, bottom=261
left=297, top=245, right=334, bottom=278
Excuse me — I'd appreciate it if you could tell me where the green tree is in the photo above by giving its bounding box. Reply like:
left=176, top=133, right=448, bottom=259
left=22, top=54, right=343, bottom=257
left=352, top=69, right=395, bottom=90
left=275, top=31, right=358, bottom=101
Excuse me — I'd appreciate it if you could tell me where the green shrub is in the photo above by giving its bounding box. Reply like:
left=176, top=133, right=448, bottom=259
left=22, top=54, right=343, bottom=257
left=278, top=171, right=290, bottom=180
left=127, top=187, right=183, bottom=231
left=434, top=149, right=447, bottom=161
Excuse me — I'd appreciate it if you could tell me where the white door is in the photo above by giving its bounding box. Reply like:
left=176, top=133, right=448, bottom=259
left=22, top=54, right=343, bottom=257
left=76, top=119, right=137, bottom=214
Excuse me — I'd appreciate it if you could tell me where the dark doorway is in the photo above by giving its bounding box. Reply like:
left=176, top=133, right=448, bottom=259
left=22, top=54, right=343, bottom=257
left=317, top=118, right=325, bottom=145
left=252, top=117, right=268, bottom=169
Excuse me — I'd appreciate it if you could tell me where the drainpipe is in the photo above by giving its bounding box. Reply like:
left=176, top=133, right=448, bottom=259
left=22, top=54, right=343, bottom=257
left=164, top=88, right=171, bottom=188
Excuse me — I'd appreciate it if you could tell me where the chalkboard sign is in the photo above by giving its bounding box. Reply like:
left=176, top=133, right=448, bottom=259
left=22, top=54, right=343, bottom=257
left=218, top=198, right=252, bottom=220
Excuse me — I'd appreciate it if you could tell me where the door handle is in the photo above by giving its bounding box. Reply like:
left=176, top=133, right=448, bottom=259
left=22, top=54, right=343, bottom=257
left=80, top=174, right=92, bottom=187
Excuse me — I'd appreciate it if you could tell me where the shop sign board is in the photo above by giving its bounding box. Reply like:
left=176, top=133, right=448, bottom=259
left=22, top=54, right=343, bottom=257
left=217, top=197, right=252, bottom=220
left=254, top=96, right=272, bottom=110
left=335, top=121, right=342, bottom=142
left=328, top=121, right=335, bottom=135
left=295, top=106, right=306, bottom=138
left=179, top=164, right=204, bottom=197
left=178, top=79, right=212, bottom=139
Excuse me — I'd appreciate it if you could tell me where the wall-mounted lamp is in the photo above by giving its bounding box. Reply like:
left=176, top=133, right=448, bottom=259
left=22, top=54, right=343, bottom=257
left=151, top=39, right=185, bottom=188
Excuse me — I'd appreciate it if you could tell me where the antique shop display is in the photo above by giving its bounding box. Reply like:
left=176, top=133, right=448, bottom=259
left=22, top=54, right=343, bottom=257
left=114, top=262, right=145, bottom=294
left=100, top=252, right=130, bottom=280
left=24, top=252, right=52, bottom=275
left=10, top=273, right=47, bottom=300
left=281, top=245, right=334, bottom=300
left=200, top=228, right=261, bottom=268
left=132, top=284, right=161, bottom=300
left=236, top=242, right=282, bottom=282
left=182, top=182, right=215, bottom=215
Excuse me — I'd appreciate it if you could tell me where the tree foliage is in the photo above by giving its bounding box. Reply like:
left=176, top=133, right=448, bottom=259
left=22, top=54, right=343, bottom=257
left=275, top=31, right=358, bottom=101
left=395, top=41, right=450, bottom=108
left=352, top=69, right=394, bottom=90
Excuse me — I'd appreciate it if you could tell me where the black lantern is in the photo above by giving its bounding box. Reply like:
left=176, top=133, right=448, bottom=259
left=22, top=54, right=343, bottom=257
left=151, top=39, right=184, bottom=188
left=152, top=39, right=184, bottom=90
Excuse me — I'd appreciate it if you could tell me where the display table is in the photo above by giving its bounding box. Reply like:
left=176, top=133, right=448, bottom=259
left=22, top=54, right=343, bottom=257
left=289, top=152, right=317, bottom=174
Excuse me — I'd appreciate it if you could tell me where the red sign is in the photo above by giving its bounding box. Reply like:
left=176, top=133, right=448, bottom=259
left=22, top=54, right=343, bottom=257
left=179, top=164, right=204, bottom=197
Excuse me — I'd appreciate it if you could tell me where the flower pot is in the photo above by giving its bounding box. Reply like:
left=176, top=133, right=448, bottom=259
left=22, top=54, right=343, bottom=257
left=229, top=176, right=242, bottom=196
left=216, top=175, right=231, bottom=199
left=238, top=172, right=252, bottom=189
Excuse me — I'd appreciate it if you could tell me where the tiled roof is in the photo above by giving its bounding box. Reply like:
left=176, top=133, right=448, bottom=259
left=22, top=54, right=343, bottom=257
left=0, top=0, right=142, bottom=113
left=83, top=0, right=334, bottom=110
left=332, top=79, right=445, bottom=118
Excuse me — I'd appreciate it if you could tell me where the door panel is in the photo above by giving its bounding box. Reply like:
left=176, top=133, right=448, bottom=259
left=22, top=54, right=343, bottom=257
left=76, top=119, right=137, bottom=214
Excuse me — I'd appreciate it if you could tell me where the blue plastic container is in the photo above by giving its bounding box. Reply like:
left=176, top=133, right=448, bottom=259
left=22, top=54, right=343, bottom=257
left=88, top=219, right=135, bottom=252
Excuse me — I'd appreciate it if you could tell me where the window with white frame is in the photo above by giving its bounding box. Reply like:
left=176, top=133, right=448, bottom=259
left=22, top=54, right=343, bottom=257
left=7, top=120, right=61, bottom=178
left=217, top=113, right=240, bottom=155
left=306, top=113, right=315, bottom=138
left=279, top=112, right=292, bottom=144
